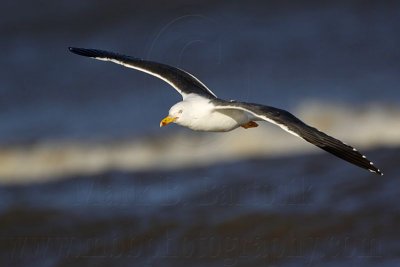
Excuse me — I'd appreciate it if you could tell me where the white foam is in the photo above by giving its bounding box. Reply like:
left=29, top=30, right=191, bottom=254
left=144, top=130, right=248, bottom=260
left=0, top=101, right=397, bottom=183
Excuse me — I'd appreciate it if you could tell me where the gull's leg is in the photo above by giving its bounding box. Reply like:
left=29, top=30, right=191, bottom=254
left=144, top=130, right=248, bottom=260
left=241, top=121, right=259, bottom=129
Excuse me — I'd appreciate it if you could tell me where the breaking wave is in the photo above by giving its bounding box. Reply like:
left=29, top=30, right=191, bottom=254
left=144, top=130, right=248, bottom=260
left=1, top=102, right=399, bottom=183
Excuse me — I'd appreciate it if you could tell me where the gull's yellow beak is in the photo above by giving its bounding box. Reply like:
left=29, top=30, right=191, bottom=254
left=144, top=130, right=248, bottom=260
left=160, top=115, right=177, bottom=127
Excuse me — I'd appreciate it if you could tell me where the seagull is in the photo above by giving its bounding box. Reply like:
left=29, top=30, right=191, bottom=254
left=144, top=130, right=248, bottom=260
left=69, top=47, right=383, bottom=175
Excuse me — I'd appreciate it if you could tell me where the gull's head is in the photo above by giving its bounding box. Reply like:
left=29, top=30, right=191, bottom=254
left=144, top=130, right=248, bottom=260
left=160, top=102, right=187, bottom=127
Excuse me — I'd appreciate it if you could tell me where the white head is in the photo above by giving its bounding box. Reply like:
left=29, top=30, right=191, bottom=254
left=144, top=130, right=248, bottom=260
left=159, top=102, right=190, bottom=127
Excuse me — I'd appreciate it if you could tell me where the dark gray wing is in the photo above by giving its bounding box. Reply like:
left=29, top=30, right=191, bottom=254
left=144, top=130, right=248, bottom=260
left=69, top=47, right=217, bottom=99
left=214, top=100, right=383, bottom=175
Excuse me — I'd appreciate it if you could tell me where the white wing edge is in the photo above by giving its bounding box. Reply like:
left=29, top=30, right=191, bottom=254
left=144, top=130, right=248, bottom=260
left=177, top=67, right=217, bottom=98
left=214, top=104, right=383, bottom=175
left=214, top=104, right=302, bottom=138
left=94, top=57, right=189, bottom=99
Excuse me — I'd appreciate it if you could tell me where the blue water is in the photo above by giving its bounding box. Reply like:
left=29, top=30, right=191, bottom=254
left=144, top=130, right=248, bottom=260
left=1, top=2, right=400, bottom=267
left=0, top=147, right=398, bottom=267
left=0, top=1, right=399, bottom=144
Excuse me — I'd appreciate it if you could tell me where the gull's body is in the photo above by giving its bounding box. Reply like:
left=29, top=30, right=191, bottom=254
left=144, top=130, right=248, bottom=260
left=69, top=47, right=383, bottom=175
left=170, top=95, right=251, bottom=132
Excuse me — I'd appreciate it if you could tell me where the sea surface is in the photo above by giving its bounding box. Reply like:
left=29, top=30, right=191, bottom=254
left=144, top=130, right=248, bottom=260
left=0, top=1, right=399, bottom=266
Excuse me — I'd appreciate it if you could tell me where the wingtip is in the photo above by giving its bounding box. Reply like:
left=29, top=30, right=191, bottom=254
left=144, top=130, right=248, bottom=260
left=370, top=168, right=383, bottom=176
left=68, top=46, right=83, bottom=55
left=368, top=159, right=383, bottom=176
left=68, top=47, right=97, bottom=58
left=68, top=46, right=79, bottom=53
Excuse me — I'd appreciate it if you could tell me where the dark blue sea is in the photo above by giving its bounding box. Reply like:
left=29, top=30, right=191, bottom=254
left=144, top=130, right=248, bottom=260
left=0, top=1, right=399, bottom=266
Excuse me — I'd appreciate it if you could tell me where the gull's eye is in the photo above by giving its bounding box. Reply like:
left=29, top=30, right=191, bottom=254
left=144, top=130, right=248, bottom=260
left=178, top=110, right=183, bottom=114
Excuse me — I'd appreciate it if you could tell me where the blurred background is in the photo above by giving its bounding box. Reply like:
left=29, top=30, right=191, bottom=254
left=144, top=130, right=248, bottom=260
left=0, top=0, right=399, bottom=266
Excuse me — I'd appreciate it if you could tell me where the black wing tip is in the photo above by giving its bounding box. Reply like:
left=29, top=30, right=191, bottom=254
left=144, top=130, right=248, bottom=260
left=296, top=125, right=384, bottom=176
left=363, top=153, right=383, bottom=176
left=369, top=165, right=384, bottom=176
left=68, top=47, right=100, bottom=58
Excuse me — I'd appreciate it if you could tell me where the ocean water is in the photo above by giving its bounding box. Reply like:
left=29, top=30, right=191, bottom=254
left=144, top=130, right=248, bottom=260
left=0, top=1, right=399, bottom=266
left=0, top=1, right=399, bottom=181
left=0, top=147, right=399, bottom=267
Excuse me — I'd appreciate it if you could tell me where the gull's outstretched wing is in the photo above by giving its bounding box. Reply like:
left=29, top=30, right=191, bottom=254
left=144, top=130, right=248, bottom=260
left=69, top=47, right=217, bottom=99
left=214, top=100, right=383, bottom=175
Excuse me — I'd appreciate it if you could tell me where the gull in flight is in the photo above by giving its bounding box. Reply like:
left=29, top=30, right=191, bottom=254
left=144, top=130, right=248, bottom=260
left=69, top=47, right=383, bottom=175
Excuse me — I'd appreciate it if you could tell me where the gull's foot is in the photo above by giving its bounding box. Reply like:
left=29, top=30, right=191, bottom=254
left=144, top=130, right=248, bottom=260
left=241, top=121, right=259, bottom=129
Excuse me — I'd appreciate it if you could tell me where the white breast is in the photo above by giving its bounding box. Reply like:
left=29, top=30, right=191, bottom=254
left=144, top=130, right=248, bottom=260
left=196, top=109, right=249, bottom=131
left=174, top=95, right=251, bottom=132
left=188, top=105, right=249, bottom=132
